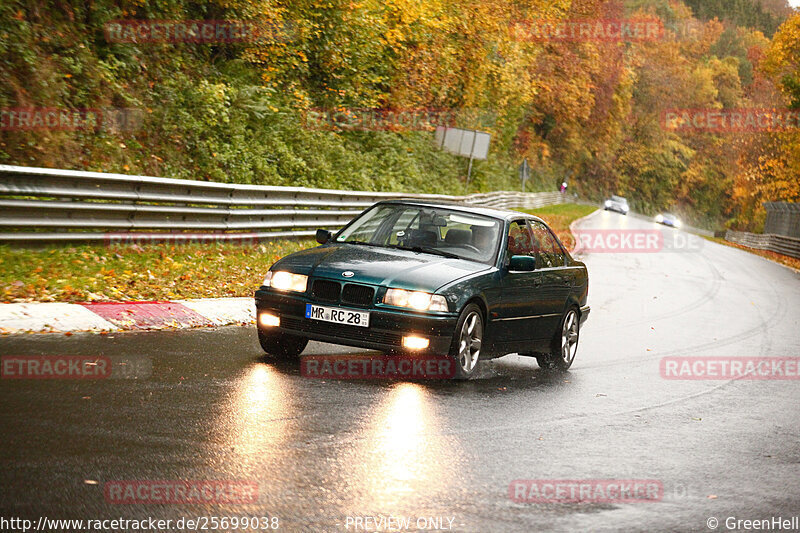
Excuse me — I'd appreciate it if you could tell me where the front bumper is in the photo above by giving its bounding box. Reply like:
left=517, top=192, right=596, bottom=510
left=255, top=289, right=458, bottom=355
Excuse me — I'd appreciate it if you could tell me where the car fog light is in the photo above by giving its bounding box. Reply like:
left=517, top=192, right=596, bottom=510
left=259, top=313, right=280, bottom=327
left=402, top=336, right=430, bottom=350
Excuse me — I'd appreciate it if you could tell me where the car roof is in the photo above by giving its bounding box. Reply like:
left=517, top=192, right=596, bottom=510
left=611, top=195, right=627, bottom=201
left=375, top=199, right=545, bottom=223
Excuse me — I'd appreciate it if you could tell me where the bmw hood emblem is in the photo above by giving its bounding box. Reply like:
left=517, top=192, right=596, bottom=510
left=342, top=271, right=354, bottom=278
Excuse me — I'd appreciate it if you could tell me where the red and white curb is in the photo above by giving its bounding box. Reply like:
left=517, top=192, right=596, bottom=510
left=0, top=298, right=255, bottom=334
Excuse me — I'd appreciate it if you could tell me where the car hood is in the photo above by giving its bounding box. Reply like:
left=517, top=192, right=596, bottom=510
left=271, top=244, right=489, bottom=292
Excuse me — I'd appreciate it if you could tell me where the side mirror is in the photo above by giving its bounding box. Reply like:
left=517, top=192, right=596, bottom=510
left=509, top=255, right=536, bottom=272
left=316, top=229, right=332, bottom=245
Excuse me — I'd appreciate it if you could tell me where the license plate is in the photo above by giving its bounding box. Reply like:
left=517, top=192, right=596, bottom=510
left=305, top=304, right=370, bottom=328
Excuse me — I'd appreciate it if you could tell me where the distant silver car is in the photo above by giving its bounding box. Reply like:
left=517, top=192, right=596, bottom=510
left=655, top=213, right=682, bottom=228
left=604, top=195, right=629, bottom=215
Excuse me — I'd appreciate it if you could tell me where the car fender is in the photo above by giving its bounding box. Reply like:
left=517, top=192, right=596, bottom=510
left=436, top=269, right=498, bottom=316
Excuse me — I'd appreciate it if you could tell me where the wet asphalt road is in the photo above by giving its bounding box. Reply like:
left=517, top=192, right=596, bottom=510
left=2, top=210, right=800, bottom=532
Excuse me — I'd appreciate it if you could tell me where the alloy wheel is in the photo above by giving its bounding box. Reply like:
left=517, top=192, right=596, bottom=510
left=560, top=309, right=579, bottom=365
left=458, top=311, right=482, bottom=373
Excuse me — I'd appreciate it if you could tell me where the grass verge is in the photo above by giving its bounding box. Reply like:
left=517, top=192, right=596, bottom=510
left=0, top=203, right=597, bottom=303
left=0, top=240, right=314, bottom=303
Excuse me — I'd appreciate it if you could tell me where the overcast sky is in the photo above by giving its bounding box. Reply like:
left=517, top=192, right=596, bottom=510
left=789, top=0, right=800, bottom=7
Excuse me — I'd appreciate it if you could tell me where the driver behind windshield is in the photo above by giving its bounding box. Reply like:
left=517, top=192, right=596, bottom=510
left=471, top=225, right=494, bottom=251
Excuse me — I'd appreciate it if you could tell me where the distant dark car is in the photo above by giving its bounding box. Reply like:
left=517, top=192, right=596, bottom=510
left=254, top=201, right=590, bottom=379
left=655, top=213, right=682, bottom=228
left=604, top=195, right=629, bottom=215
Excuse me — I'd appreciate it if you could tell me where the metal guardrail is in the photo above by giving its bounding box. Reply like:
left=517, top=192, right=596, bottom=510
left=725, top=230, right=800, bottom=259
left=764, top=202, right=800, bottom=239
left=0, top=165, right=564, bottom=242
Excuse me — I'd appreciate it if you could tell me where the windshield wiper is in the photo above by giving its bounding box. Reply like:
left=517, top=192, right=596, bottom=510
left=345, top=241, right=462, bottom=259
left=344, top=240, right=381, bottom=247
left=392, top=245, right=462, bottom=259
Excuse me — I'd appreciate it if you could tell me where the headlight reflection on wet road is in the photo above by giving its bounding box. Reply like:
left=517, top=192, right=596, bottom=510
left=356, top=382, right=462, bottom=510
left=215, top=364, right=296, bottom=466
left=375, top=383, right=426, bottom=486
left=209, top=362, right=465, bottom=516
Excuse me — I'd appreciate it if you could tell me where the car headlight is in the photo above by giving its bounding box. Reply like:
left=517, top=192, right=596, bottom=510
left=384, top=288, right=449, bottom=312
left=265, top=271, right=308, bottom=292
left=605, top=201, right=612, bottom=207
left=655, top=214, right=664, bottom=223
left=622, top=205, right=629, bottom=212
left=675, top=220, right=682, bottom=228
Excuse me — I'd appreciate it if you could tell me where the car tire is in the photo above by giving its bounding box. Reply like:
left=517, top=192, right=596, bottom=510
left=449, top=303, right=483, bottom=380
left=258, top=330, right=308, bottom=360
left=537, top=307, right=580, bottom=371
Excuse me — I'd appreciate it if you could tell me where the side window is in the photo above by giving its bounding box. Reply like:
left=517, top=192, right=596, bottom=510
left=530, top=219, right=565, bottom=268
left=506, top=220, right=535, bottom=258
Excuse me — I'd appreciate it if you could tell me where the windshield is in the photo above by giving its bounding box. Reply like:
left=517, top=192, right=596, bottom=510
left=611, top=196, right=627, bottom=203
left=336, top=204, right=502, bottom=264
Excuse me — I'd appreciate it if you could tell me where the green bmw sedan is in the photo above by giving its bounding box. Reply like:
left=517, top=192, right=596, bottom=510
left=254, top=200, right=590, bottom=379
